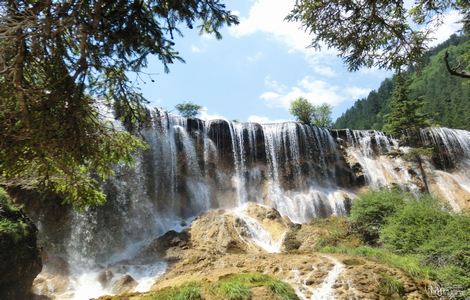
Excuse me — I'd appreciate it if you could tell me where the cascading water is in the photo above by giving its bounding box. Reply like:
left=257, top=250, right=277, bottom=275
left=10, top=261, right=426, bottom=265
left=231, top=204, right=285, bottom=253
left=33, top=109, right=470, bottom=299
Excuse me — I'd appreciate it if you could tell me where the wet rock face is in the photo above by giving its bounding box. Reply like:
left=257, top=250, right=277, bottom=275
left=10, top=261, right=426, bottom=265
left=0, top=201, right=42, bottom=300
left=111, top=275, right=138, bottom=294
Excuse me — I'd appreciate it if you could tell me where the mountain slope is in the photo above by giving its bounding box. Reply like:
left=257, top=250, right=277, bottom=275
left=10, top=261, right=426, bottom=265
left=335, top=34, right=470, bottom=130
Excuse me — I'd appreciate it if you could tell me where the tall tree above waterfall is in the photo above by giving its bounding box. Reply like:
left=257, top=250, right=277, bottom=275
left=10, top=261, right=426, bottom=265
left=290, top=97, right=315, bottom=124
left=384, top=73, right=432, bottom=145
left=287, top=0, right=470, bottom=77
left=0, top=1, right=238, bottom=208
left=383, top=73, right=433, bottom=192
left=290, top=98, right=333, bottom=127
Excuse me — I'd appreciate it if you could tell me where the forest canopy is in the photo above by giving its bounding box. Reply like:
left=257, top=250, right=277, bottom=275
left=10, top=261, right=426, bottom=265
left=335, top=34, right=470, bottom=130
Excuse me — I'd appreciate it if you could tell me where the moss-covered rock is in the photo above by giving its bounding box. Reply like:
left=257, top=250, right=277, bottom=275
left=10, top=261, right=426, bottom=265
left=0, top=189, right=42, bottom=300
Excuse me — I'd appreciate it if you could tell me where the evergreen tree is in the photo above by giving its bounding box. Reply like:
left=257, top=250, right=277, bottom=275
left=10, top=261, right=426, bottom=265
left=288, top=0, right=469, bottom=77
left=383, top=73, right=431, bottom=146
left=334, top=36, right=470, bottom=131
left=384, top=73, right=433, bottom=193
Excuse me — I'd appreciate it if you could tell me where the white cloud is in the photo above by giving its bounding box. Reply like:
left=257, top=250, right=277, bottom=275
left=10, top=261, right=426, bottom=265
left=264, top=76, right=287, bottom=93
left=199, top=107, right=225, bottom=121
left=247, top=51, right=264, bottom=62
left=247, top=115, right=289, bottom=124
left=260, top=76, right=345, bottom=109
left=229, top=0, right=337, bottom=67
left=260, top=75, right=373, bottom=110
left=260, top=91, right=281, bottom=101
left=428, top=10, right=463, bottom=46
left=190, top=45, right=205, bottom=53
left=346, top=87, right=372, bottom=100
left=313, top=65, right=337, bottom=77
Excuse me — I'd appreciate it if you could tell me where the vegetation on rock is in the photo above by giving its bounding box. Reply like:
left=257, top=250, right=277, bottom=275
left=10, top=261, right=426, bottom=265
left=98, top=273, right=298, bottom=300
left=0, top=188, right=42, bottom=299
left=322, top=189, right=470, bottom=297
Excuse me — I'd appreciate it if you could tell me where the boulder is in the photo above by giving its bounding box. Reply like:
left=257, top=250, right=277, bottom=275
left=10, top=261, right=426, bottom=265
left=111, top=275, right=138, bottom=294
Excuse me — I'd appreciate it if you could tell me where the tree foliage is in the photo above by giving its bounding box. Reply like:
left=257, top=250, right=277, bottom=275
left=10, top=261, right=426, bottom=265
left=290, top=97, right=314, bottom=124
left=383, top=73, right=432, bottom=145
left=348, top=189, right=470, bottom=294
left=290, top=97, right=332, bottom=127
left=350, top=189, right=406, bottom=245
left=0, top=1, right=238, bottom=208
left=175, top=102, right=203, bottom=118
left=288, top=0, right=470, bottom=73
left=311, top=103, right=333, bottom=128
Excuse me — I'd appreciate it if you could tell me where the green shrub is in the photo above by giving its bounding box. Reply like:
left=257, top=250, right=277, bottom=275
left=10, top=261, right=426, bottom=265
left=146, top=282, right=202, bottom=300
left=350, top=189, right=407, bottom=244
left=380, top=196, right=450, bottom=254
left=418, top=214, right=470, bottom=271
left=377, top=272, right=405, bottom=298
left=0, top=188, right=30, bottom=243
left=343, top=189, right=470, bottom=295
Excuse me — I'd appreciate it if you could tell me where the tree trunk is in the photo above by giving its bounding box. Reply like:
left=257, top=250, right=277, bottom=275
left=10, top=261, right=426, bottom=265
left=415, top=154, right=430, bottom=194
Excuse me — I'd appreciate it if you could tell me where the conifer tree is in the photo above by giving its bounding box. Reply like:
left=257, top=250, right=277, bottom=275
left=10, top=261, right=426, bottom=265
left=384, top=73, right=431, bottom=146
left=384, top=73, right=432, bottom=192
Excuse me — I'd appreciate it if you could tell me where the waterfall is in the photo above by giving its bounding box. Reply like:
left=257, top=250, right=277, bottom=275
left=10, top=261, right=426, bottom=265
left=34, top=110, right=470, bottom=298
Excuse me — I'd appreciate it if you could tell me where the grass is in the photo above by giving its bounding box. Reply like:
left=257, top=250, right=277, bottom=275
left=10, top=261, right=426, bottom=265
left=210, top=281, right=252, bottom=300
left=209, top=273, right=298, bottom=300
left=320, top=245, right=432, bottom=279
left=101, top=273, right=299, bottom=300
left=305, top=216, right=363, bottom=251
left=141, top=282, right=202, bottom=300
left=377, top=272, right=405, bottom=298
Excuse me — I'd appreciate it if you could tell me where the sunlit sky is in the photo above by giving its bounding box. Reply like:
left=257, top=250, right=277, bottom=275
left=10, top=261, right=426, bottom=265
left=136, top=0, right=462, bottom=123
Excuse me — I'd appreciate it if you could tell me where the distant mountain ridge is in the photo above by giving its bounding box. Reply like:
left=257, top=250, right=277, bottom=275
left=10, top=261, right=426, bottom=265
left=335, top=34, right=470, bottom=130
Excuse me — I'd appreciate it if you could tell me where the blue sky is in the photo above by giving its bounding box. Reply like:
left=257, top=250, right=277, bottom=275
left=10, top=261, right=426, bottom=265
left=136, top=0, right=462, bottom=123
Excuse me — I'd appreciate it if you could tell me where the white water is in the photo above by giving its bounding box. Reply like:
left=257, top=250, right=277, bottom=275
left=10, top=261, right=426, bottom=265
left=311, top=256, right=344, bottom=300
left=232, top=205, right=285, bottom=253
left=290, top=256, right=345, bottom=300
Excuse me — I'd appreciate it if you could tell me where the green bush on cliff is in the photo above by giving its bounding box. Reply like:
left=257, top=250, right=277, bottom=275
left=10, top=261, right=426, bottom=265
left=335, top=189, right=470, bottom=296
left=350, top=189, right=406, bottom=244
left=380, top=197, right=454, bottom=254
left=0, top=188, right=30, bottom=243
left=380, top=196, right=470, bottom=290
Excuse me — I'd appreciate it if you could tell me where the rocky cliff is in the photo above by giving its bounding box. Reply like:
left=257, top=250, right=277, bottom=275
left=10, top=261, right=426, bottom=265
left=0, top=190, right=42, bottom=299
